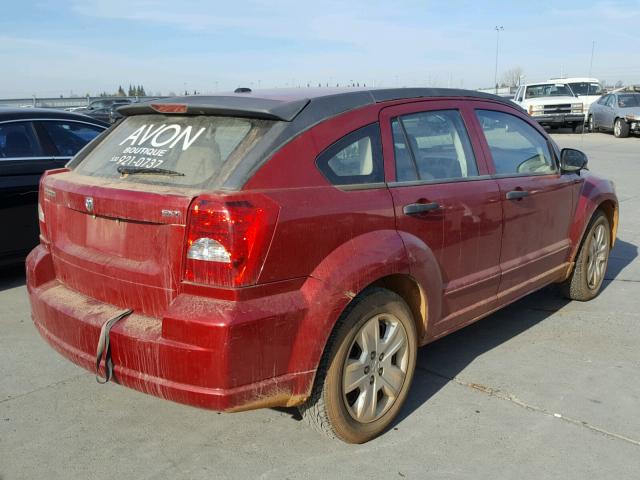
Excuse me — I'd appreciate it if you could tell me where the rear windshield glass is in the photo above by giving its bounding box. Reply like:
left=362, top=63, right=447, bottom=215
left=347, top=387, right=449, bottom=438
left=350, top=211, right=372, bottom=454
left=74, top=114, right=275, bottom=187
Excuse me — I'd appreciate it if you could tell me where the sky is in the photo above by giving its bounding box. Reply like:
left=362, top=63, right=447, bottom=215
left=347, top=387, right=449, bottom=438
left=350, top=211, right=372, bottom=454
left=1, top=0, right=639, bottom=98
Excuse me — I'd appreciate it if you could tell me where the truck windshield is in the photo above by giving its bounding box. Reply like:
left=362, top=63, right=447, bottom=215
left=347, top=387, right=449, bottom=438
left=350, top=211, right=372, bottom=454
left=525, top=84, right=575, bottom=98
left=74, top=114, right=276, bottom=187
left=568, top=82, right=603, bottom=96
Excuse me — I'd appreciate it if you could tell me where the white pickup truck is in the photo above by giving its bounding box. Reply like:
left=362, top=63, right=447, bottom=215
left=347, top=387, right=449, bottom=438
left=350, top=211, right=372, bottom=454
left=512, top=82, right=585, bottom=132
left=548, top=77, right=604, bottom=120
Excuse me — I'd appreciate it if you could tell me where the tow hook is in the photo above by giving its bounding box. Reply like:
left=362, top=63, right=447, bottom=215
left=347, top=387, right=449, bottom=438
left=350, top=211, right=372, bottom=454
left=95, top=309, right=134, bottom=384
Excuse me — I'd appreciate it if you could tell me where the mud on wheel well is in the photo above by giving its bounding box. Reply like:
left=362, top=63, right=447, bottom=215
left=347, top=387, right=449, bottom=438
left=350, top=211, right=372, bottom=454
left=368, top=274, right=427, bottom=342
left=598, top=200, right=618, bottom=247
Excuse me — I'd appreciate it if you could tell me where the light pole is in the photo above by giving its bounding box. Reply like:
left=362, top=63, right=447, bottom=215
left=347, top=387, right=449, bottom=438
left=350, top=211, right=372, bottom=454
left=494, top=26, right=504, bottom=94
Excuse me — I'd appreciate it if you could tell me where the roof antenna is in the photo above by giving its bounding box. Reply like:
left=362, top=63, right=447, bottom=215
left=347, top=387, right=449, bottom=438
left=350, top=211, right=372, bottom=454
left=234, top=87, right=252, bottom=94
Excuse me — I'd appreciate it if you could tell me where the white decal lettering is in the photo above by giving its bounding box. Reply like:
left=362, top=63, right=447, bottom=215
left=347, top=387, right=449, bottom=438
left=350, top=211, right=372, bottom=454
left=140, top=124, right=166, bottom=144
left=119, top=125, right=146, bottom=146
left=150, top=125, right=181, bottom=147
left=169, top=126, right=206, bottom=151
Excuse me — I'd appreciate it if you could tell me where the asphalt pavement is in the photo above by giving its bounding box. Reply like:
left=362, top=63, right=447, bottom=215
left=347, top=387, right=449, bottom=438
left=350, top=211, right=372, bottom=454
left=1, top=131, right=638, bottom=479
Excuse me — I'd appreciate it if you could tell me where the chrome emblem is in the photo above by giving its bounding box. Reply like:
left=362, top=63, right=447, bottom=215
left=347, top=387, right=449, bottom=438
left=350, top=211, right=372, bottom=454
left=85, top=197, right=94, bottom=213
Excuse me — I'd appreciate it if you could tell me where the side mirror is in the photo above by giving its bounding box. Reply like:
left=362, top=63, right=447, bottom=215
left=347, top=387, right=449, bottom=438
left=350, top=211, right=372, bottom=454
left=561, top=148, right=588, bottom=173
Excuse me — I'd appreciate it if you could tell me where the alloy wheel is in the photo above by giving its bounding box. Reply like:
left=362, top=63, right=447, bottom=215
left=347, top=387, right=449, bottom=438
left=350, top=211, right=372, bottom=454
left=587, top=223, right=608, bottom=289
left=342, top=313, right=409, bottom=423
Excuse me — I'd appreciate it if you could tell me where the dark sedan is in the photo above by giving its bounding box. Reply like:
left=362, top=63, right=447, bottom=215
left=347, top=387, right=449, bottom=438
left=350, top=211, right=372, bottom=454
left=0, top=108, right=107, bottom=266
left=83, top=99, right=132, bottom=124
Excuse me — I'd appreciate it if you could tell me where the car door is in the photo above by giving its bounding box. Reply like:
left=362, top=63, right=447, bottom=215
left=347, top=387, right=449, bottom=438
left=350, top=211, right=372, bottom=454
left=0, top=120, right=49, bottom=260
left=601, top=95, right=617, bottom=129
left=590, top=95, right=601, bottom=127
left=472, top=104, right=579, bottom=305
left=380, top=100, right=503, bottom=333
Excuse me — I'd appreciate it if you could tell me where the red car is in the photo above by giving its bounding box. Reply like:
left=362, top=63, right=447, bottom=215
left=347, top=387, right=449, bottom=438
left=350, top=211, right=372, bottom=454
left=27, top=88, right=618, bottom=443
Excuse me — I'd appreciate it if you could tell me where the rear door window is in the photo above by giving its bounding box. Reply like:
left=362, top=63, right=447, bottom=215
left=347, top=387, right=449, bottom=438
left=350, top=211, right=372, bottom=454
left=35, top=121, right=104, bottom=157
left=391, top=110, right=479, bottom=182
left=0, top=122, right=43, bottom=159
left=74, top=114, right=275, bottom=187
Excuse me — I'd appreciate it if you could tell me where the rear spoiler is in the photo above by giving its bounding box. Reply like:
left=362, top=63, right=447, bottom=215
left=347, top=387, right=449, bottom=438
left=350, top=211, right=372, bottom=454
left=117, top=96, right=311, bottom=122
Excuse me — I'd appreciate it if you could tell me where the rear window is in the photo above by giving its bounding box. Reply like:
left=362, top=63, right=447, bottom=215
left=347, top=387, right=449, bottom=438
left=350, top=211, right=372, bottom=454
left=74, top=114, right=275, bottom=187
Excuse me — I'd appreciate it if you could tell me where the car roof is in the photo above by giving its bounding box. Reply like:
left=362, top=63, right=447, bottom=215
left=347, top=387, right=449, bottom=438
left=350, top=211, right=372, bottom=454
left=547, top=77, right=600, bottom=83
left=0, top=107, right=109, bottom=126
left=113, top=88, right=524, bottom=190
left=522, top=82, right=570, bottom=87
left=119, top=87, right=518, bottom=123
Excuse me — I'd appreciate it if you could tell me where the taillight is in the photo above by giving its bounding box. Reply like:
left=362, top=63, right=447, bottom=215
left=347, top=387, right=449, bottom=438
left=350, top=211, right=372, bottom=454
left=183, top=194, right=279, bottom=287
left=38, top=168, right=69, bottom=242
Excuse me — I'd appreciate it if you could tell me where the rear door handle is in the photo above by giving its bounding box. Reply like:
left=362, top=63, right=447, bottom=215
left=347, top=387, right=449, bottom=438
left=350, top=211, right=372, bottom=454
left=506, top=190, right=530, bottom=200
left=403, top=202, right=440, bottom=215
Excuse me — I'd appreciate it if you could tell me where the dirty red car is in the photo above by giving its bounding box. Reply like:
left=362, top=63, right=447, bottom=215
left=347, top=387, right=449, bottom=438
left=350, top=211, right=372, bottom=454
left=27, top=88, right=618, bottom=443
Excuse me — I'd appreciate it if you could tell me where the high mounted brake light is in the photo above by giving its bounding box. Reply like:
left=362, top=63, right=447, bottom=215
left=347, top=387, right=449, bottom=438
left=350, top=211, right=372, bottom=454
left=150, top=103, right=188, bottom=114
left=183, top=194, right=279, bottom=288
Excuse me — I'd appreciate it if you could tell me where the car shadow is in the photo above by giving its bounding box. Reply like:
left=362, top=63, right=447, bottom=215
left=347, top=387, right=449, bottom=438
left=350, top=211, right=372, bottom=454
left=395, top=237, right=638, bottom=425
left=0, top=264, right=26, bottom=292
left=395, top=289, right=568, bottom=424
left=604, top=238, right=638, bottom=284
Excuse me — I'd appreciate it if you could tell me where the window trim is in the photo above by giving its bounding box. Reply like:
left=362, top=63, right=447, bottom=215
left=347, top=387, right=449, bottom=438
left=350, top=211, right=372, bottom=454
left=474, top=108, right=558, bottom=177
left=390, top=108, right=481, bottom=185
left=315, top=122, right=384, bottom=187
left=387, top=174, right=493, bottom=188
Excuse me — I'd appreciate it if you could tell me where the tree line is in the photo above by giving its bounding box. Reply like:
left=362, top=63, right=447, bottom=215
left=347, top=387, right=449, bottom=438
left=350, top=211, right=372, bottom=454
left=98, top=84, right=147, bottom=97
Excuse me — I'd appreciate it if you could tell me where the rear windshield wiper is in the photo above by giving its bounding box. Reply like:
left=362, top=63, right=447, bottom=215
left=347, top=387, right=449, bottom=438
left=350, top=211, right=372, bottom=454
left=117, top=165, right=184, bottom=176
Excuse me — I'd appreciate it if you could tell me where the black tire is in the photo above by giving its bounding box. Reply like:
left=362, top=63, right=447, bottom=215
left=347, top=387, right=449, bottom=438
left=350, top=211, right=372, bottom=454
left=573, top=123, right=584, bottom=133
left=614, top=118, right=630, bottom=138
left=560, top=211, right=610, bottom=301
left=299, top=288, right=418, bottom=443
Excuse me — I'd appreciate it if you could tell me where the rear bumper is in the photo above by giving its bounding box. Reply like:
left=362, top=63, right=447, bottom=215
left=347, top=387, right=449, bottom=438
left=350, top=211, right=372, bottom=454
left=26, top=245, right=315, bottom=412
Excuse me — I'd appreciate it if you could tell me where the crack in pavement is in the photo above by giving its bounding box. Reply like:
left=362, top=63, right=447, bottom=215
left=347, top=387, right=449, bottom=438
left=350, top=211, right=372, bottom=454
left=0, top=373, right=89, bottom=405
left=604, top=278, right=640, bottom=283
left=417, top=366, right=640, bottom=448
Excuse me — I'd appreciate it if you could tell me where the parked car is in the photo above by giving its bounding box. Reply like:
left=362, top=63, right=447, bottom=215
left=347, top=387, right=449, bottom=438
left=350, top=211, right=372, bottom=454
left=513, top=82, right=585, bottom=131
left=588, top=92, right=640, bottom=137
left=74, top=98, right=133, bottom=113
left=84, top=103, right=127, bottom=124
left=548, top=77, right=604, bottom=119
left=27, top=89, right=617, bottom=443
left=0, top=108, right=107, bottom=266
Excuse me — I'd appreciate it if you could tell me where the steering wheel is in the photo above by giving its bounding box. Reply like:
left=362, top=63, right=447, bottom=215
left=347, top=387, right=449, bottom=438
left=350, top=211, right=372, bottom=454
left=517, top=155, right=546, bottom=173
